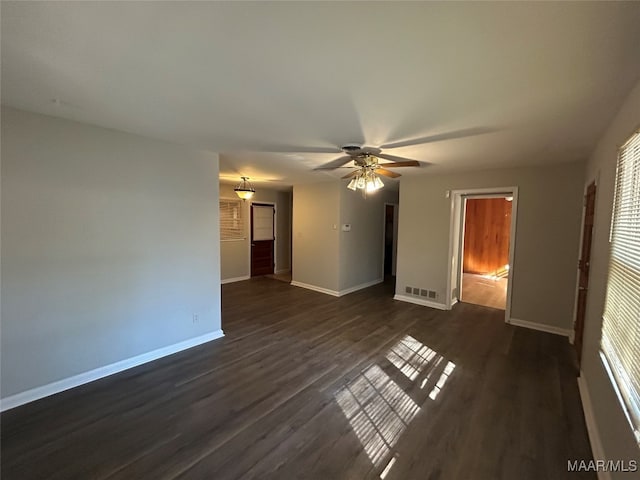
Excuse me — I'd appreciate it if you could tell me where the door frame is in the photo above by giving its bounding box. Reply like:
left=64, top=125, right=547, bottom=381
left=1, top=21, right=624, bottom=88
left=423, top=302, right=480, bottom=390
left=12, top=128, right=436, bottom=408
left=446, top=186, right=519, bottom=323
left=382, top=203, right=399, bottom=277
left=571, top=177, right=599, bottom=350
left=249, top=201, right=276, bottom=275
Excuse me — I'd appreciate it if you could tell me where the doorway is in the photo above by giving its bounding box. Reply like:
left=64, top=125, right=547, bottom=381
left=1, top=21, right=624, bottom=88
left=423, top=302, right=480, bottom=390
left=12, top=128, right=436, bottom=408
left=574, top=181, right=596, bottom=365
left=383, top=203, right=398, bottom=277
left=460, top=196, right=512, bottom=309
left=447, top=187, right=518, bottom=320
left=250, top=203, right=275, bottom=277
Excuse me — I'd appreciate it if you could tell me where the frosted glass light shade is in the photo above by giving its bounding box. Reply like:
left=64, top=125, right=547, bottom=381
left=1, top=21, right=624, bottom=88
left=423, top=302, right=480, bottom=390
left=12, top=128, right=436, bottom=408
left=346, top=169, right=385, bottom=194
left=234, top=176, right=256, bottom=200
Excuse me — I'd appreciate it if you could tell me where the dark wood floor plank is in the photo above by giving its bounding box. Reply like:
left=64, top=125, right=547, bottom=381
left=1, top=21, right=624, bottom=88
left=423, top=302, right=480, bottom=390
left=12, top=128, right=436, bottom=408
left=1, top=278, right=594, bottom=480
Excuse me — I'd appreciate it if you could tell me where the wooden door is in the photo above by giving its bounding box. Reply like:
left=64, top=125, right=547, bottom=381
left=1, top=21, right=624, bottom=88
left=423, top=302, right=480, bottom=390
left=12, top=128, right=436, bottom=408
left=574, top=182, right=596, bottom=365
left=251, top=204, right=275, bottom=277
left=463, top=198, right=512, bottom=274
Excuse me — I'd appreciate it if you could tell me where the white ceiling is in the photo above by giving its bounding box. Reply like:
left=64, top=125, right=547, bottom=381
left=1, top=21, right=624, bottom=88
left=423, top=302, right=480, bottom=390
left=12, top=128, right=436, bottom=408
left=2, top=2, right=640, bottom=188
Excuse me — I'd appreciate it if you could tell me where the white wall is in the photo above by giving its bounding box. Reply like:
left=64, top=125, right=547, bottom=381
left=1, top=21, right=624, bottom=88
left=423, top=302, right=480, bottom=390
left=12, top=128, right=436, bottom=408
left=1, top=107, right=222, bottom=400
left=219, top=182, right=292, bottom=281
left=396, top=162, right=584, bottom=329
left=581, top=79, right=640, bottom=472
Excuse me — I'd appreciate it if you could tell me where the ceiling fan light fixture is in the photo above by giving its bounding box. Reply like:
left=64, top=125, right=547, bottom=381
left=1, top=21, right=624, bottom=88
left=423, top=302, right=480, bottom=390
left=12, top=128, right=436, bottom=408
left=365, top=173, right=384, bottom=193
left=365, top=176, right=377, bottom=193
left=234, top=176, right=255, bottom=200
left=347, top=169, right=384, bottom=194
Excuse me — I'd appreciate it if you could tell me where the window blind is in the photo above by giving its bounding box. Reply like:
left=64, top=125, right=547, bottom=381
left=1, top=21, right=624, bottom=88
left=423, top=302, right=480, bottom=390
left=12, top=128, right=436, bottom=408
left=601, top=129, right=640, bottom=445
left=220, top=199, right=245, bottom=241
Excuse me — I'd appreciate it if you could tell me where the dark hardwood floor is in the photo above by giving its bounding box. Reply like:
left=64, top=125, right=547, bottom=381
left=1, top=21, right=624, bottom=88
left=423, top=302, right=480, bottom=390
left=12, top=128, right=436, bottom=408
left=1, top=277, right=594, bottom=479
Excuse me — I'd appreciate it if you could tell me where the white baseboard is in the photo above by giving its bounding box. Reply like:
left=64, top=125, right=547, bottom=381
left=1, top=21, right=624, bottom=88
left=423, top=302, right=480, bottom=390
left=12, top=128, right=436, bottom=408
left=290, top=278, right=383, bottom=297
left=339, top=278, right=383, bottom=296
left=507, top=317, right=572, bottom=338
left=577, top=374, right=611, bottom=480
left=275, top=268, right=291, bottom=275
left=221, top=275, right=250, bottom=284
left=0, top=329, right=224, bottom=412
left=393, top=294, right=448, bottom=310
left=290, top=280, right=340, bottom=297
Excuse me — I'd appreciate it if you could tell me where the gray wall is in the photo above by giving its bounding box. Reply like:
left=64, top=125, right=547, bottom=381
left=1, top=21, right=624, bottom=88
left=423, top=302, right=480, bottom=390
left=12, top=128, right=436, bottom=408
left=396, top=162, right=584, bottom=330
left=581, top=79, right=640, bottom=473
left=219, top=182, right=291, bottom=281
left=292, top=182, right=341, bottom=291
left=339, top=184, right=398, bottom=291
left=1, top=107, right=221, bottom=398
left=292, top=180, right=398, bottom=294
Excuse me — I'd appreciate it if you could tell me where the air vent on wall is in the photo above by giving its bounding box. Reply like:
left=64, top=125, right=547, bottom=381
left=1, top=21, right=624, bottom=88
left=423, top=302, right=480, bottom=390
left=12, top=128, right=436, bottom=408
left=406, top=286, right=438, bottom=300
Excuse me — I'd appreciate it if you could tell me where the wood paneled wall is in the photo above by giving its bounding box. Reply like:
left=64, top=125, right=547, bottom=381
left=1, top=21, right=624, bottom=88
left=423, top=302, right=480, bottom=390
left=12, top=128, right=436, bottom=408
left=463, top=198, right=512, bottom=274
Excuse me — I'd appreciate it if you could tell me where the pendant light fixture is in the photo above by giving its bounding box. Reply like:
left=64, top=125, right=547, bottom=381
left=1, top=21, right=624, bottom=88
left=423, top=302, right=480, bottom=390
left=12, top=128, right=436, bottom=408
left=234, top=176, right=255, bottom=200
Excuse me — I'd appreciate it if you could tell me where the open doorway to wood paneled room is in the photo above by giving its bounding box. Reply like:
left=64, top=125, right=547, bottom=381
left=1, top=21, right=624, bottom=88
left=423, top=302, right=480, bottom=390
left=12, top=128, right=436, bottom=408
left=447, top=187, right=518, bottom=318
left=460, top=196, right=512, bottom=309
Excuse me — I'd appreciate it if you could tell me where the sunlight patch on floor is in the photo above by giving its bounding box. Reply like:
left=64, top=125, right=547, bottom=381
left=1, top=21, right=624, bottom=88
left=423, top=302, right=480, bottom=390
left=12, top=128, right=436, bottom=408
left=335, top=335, right=458, bottom=477
left=428, top=361, right=456, bottom=400
left=385, top=335, right=439, bottom=381
left=420, top=356, right=443, bottom=389
left=335, top=364, right=420, bottom=467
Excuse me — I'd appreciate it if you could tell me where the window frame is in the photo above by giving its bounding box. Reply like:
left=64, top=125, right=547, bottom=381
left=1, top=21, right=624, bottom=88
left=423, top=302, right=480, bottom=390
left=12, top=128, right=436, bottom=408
left=600, top=128, right=640, bottom=446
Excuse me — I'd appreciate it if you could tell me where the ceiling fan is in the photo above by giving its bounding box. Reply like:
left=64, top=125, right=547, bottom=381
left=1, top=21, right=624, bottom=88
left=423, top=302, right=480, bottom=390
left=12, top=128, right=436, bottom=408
left=314, top=144, right=420, bottom=176
left=260, top=127, right=496, bottom=192
left=313, top=143, right=421, bottom=192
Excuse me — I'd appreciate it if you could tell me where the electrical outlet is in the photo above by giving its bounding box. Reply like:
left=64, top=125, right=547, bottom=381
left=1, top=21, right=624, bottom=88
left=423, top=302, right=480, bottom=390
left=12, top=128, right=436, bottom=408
left=405, top=286, right=412, bottom=294
left=412, top=287, right=420, bottom=295
left=192, top=314, right=199, bottom=323
left=420, top=289, right=429, bottom=297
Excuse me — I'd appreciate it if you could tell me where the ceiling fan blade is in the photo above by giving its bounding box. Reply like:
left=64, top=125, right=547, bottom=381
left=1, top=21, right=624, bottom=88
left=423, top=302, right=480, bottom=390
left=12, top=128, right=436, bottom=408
left=258, top=145, right=341, bottom=154
left=342, top=170, right=359, bottom=179
left=379, top=127, right=497, bottom=150
left=375, top=168, right=401, bottom=178
left=377, top=160, right=420, bottom=168
left=314, top=155, right=355, bottom=170
left=359, top=146, right=382, bottom=155
left=375, top=152, right=421, bottom=164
